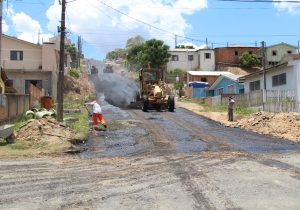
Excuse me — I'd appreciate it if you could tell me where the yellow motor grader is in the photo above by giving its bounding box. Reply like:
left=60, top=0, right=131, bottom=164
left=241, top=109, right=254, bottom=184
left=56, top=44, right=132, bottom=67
left=138, top=68, right=175, bottom=112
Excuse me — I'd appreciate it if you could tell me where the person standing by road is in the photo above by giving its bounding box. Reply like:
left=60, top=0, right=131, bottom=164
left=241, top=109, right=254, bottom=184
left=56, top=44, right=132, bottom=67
left=84, top=99, right=107, bottom=130
left=228, top=96, right=235, bottom=121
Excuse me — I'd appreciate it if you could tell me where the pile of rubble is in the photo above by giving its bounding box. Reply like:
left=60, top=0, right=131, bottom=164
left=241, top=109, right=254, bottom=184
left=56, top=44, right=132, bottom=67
left=236, top=111, right=300, bottom=141
left=16, top=117, right=81, bottom=143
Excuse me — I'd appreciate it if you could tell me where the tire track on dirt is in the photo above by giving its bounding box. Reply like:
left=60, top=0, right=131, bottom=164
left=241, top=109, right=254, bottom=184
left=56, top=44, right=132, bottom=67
left=129, top=110, right=238, bottom=209
left=165, top=108, right=300, bottom=180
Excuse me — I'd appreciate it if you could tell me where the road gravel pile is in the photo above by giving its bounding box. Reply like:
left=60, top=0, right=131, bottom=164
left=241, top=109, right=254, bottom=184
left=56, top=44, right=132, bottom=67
left=16, top=117, right=80, bottom=143
left=237, top=111, right=300, bottom=142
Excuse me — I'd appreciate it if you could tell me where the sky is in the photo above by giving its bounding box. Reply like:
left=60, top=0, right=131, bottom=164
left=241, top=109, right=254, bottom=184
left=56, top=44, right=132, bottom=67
left=3, top=0, right=300, bottom=60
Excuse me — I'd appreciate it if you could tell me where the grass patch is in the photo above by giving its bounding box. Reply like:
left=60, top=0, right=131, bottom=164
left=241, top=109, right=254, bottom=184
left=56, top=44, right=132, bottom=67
left=0, top=139, right=72, bottom=158
left=63, top=95, right=92, bottom=138
left=66, top=111, right=89, bottom=138
left=191, top=101, right=256, bottom=116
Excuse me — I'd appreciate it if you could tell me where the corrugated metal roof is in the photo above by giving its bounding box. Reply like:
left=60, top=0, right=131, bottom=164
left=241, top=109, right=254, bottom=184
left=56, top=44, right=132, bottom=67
left=187, top=71, right=234, bottom=76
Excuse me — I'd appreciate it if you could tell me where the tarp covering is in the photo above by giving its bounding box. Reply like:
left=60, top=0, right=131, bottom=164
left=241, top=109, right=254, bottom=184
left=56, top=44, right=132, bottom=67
left=188, top=81, right=209, bottom=88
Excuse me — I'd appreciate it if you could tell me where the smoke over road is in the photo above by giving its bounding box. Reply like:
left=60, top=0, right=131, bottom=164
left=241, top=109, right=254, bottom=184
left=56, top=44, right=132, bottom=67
left=87, top=60, right=139, bottom=107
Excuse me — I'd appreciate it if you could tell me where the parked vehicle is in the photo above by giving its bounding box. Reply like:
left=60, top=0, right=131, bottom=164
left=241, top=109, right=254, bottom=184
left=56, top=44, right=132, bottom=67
left=103, top=64, right=113, bottom=73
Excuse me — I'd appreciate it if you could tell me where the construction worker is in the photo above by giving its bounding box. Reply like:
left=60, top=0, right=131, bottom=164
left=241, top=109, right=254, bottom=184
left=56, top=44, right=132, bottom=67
left=228, top=96, right=235, bottom=121
left=84, top=99, right=107, bottom=130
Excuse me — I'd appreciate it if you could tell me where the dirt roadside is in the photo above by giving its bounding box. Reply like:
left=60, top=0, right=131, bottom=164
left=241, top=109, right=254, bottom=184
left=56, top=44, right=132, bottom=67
left=176, top=99, right=300, bottom=142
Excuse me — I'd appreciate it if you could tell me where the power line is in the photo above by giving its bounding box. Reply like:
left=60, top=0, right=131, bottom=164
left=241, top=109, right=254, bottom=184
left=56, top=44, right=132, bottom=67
left=97, top=1, right=211, bottom=45
left=218, top=0, right=300, bottom=3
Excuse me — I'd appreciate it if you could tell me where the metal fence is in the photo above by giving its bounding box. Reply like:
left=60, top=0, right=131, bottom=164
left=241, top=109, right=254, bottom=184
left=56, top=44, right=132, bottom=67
left=0, top=94, right=30, bottom=123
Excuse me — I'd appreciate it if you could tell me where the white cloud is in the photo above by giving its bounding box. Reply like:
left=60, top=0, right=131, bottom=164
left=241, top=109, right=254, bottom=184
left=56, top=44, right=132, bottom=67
left=3, top=20, right=9, bottom=33
left=273, top=0, right=300, bottom=14
left=10, top=12, right=54, bottom=44
left=46, top=0, right=207, bottom=54
left=12, top=12, right=41, bottom=34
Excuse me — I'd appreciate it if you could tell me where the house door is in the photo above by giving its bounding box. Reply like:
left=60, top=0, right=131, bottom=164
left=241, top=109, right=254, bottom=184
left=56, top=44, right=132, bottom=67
left=25, top=80, right=42, bottom=94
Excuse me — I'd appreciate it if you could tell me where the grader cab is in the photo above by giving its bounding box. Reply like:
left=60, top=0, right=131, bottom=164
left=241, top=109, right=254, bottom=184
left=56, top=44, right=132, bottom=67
left=138, top=68, right=175, bottom=112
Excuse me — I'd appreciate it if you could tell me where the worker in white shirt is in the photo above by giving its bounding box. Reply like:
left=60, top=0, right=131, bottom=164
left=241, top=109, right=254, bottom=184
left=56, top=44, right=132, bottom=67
left=84, top=99, right=107, bottom=130
left=228, top=96, right=235, bottom=121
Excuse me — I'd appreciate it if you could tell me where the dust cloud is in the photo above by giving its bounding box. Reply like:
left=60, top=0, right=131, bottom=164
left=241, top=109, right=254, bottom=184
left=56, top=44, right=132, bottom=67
left=87, top=60, right=139, bottom=107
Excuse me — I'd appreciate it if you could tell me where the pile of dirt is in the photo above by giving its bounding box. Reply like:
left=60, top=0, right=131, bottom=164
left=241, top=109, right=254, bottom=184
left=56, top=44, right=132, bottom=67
left=236, top=111, right=300, bottom=141
left=16, top=117, right=81, bottom=143
left=177, top=100, right=300, bottom=142
left=64, top=67, right=95, bottom=97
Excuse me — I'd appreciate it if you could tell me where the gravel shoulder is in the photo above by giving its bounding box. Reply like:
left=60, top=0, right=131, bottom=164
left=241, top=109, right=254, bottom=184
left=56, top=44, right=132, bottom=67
left=176, top=99, right=300, bottom=142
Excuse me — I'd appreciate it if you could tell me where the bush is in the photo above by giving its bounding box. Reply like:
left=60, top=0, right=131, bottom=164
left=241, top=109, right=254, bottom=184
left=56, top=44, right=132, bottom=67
left=174, top=81, right=184, bottom=90
left=239, top=52, right=260, bottom=68
left=69, top=68, right=80, bottom=78
left=171, top=68, right=184, bottom=75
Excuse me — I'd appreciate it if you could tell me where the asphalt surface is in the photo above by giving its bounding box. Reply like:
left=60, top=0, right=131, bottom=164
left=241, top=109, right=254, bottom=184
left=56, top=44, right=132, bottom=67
left=1, top=104, right=300, bottom=210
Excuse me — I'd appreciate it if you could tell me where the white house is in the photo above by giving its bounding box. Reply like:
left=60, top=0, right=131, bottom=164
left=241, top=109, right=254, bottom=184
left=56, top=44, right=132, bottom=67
left=239, top=55, right=300, bottom=102
left=266, top=42, right=297, bottom=66
left=167, top=47, right=215, bottom=72
left=167, top=48, right=199, bottom=72
left=198, top=48, right=215, bottom=71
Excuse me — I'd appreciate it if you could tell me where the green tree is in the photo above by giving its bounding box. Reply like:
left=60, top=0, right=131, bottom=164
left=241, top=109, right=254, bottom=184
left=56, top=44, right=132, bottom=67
left=126, top=35, right=145, bottom=49
left=106, top=48, right=127, bottom=60
left=127, top=39, right=171, bottom=69
left=127, top=44, right=144, bottom=70
left=66, top=44, right=77, bottom=68
left=170, top=68, right=184, bottom=75
left=239, top=52, right=260, bottom=68
left=136, top=39, right=171, bottom=68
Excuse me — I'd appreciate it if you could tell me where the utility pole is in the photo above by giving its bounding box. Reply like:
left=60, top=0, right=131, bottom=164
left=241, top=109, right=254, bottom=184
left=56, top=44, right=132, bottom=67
left=77, top=36, right=81, bottom=68
left=57, top=0, right=66, bottom=122
left=175, top=34, right=177, bottom=48
left=206, top=38, right=208, bottom=47
left=0, top=0, right=3, bottom=77
left=38, top=30, right=41, bottom=45
left=298, top=40, right=299, bottom=53
left=262, top=41, right=266, bottom=90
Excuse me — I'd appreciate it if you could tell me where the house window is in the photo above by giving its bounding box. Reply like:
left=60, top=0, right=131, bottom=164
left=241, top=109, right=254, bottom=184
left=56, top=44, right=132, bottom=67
left=272, top=50, right=277, bottom=56
left=188, top=55, right=194, bottom=61
left=287, top=50, right=292, bottom=54
left=171, top=55, right=179, bottom=61
left=10, top=51, right=23, bottom=61
left=269, top=61, right=279, bottom=66
left=205, top=53, right=211, bottom=59
left=234, top=51, right=239, bottom=56
left=272, top=73, right=286, bottom=86
left=217, top=88, right=224, bottom=95
left=228, top=85, right=235, bottom=93
left=201, top=78, right=207, bottom=82
left=249, top=80, right=260, bottom=91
